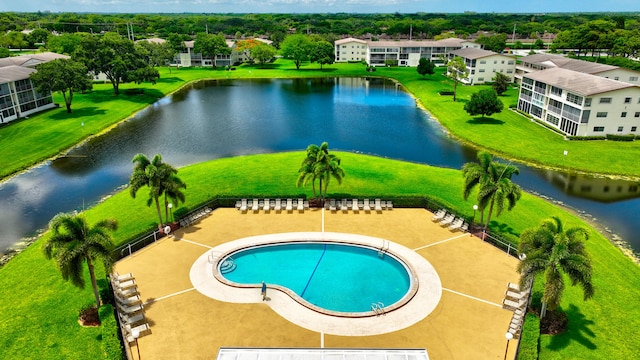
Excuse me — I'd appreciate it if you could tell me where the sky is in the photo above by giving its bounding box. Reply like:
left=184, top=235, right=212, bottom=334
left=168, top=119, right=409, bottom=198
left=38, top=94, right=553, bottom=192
left=1, top=0, right=639, bottom=14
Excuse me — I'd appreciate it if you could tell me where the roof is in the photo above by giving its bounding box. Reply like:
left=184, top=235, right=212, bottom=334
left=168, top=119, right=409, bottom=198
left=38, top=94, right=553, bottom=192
left=336, top=37, right=367, bottom=45
left=136, top=37, right=166, bottom=44
left=366, top=38, right=469, bottom=48
left=0, top=52, right=69, bottom=68
left=519, top=53, right=618, bottom=74
left=0, top=65, right=37, bottom=83
left=450, top=47, right=506, bottom=59
left=523, top=67, right=637, bottom=96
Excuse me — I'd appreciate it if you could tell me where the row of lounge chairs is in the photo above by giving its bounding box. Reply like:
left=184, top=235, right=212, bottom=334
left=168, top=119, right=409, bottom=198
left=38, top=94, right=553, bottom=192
left=178, top=207, right=212, bottom=227
left=502, top=282, right=530, bottom=338
left=431, top=209, right=469, bottom=232
left=325, top=198, right=392, bottom=212
left=111, top=272, right=150, bottom=344
left=236, top=198, right=309, bottom=213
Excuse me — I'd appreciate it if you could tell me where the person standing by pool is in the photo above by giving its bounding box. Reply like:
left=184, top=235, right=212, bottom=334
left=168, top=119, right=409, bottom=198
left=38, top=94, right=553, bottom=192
left=261, top=281, right=267, bottom=301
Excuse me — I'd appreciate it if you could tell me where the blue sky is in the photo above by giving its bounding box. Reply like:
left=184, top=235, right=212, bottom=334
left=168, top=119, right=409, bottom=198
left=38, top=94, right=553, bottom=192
left=1, top=0, right=638, bottom=14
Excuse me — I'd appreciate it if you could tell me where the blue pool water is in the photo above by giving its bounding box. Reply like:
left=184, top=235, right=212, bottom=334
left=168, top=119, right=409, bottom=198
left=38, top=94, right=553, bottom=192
left=221, top=242, right=411, bottom=313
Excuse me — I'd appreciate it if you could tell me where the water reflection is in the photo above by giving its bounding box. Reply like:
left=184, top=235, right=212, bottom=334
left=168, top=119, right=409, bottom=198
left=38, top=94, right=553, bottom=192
left=2, top=77, right=639, bottom=257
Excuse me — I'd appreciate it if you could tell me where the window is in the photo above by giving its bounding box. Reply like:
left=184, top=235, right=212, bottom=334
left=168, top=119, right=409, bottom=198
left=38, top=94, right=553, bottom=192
left=630, top=76, right=638, bottom=81
left=546, top=114, right=560, bottom=126
left=507, top=69, right=513, bottom=73
left=501, top=60, right=505, bottom=64
left=479, top=60, right=486, bottom=64
left=494, top=60, right=497, bottom=64
left=617, top=126, right=624, bottom=131
left=632, top=126, right=637, bottom=132
left=566, top=92, right=583, bottom=106
left=478, top=77, right=484, bottom=82
left=614, top=77, right=619, bottom=81
left=550, top=86, right=563, bottom=97
left=593, top=126, right=605, bottom=132
left=621, top=112, right=627, bottom=117
left=596, top=112, right=608, bottom=118
left=479, top=69, right=485, bottom=73
left=508, top=60, right=514, bottom=65
left=625, top=97, right=632, bottom=104
left=600, top=97, right=612, bottom=104
left=584, top=98, right=592, bottom=107
left=635, top=112, right=640, bottom=118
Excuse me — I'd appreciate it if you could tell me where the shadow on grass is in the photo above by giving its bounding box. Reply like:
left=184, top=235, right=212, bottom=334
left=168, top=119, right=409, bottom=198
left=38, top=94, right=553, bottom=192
left=489, top=221, right=519, bottom=238
left=466, top=117, right=505, bottom=125
left=156, top=76, right=184, bottom=84
left=80, top=88, right=167, bottom=105
left=49, top=106, right=107, bottom=120
left=545, top=304, right=597, bottom=351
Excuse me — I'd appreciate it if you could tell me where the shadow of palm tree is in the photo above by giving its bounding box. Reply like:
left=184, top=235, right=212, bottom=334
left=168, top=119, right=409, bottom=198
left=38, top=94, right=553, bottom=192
left=546, top=304, right=597, bottom=351
left=466, top=117, right=505, bottom=125
left=49, top=106, right=107, bottom=120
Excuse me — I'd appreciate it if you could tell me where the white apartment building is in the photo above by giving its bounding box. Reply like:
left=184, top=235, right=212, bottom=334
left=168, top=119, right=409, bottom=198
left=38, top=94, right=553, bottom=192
left=0, top=65, right=56, bottom=124
left=515, top=53, right=640, bottom=86
left=448, top=48, right=516, bottom=85
left=335, top=38, right=480, bottom=67
left=335, top=38, right=368, bottom=63
left=177, top=40, right=236, bottom=67
left=517, top=67, right=640, bottom=137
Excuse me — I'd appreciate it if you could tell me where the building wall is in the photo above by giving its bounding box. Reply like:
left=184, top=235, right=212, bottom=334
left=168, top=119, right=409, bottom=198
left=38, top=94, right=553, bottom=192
left=0, top=79, right=54, bottom=124
left=463, top=55, right=516, bottom=84
left=517, top=76, right=640, bottom=136
left=335, top=41, right=367, bottom=63
left=596, top=69, right=640, bottom=86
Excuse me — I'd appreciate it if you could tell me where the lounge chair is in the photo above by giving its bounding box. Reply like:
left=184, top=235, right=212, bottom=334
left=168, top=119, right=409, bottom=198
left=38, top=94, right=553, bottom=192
left=124, top=323, right=150, bottom=342
left=263, top=198, right=270, bottom=212
left=115, top=293, right=142, bottom=306
left=116, top=301, right=144, bottom=315
left=386, top=201, right=393, bottom=209
left=502, top=298, right=526, bottom=311
left=118, top=311, right=146, bottom=326
left=460, top=222, right=469, bottom=232
left=340, top=199, right=348, bottom=211
left=114, top=286, right=139, bottom=299
left=363, top=199, right=371, bottom=211
left=439, top=213, right=455, bottom=226
left=112, top=278, right=136, bottom=290
left=431, top=209, right=446, bottom=221
left=297, top=198, right=304, bottom=211
left=286, top=198, right=293, bottom=212
left=508, top=282, right=521, bottom=292
left=112, top=272, right=134, bottom=282
left=505, top=290, right=525, bottom=301
left=274, top=199, right=282, bottom=211
left=303, top=200, right=310, bottom=209
left=235, top=200, right=242, bottom=210
left=352, top=199, right=359, bottom=211
left=252, top=198, right=260, bottom=212
left=448, top=218, right=464, bottom=231
left=329, top=199, right=337, bottom=212
left=374, top=199, right=383, bottom=211
left=239, top=199, right=248, bottom=212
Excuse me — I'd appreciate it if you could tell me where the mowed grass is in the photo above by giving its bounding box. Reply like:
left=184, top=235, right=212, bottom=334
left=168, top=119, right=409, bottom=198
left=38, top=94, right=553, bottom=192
left=1, top=152, right=639, bottom=359
left=2, top=60, right=640, bottom=179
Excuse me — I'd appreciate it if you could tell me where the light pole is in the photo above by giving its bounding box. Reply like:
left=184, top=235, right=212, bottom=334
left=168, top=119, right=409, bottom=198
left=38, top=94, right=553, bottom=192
left=168, top=203, right=173, bottom=222
left=132, top=328, right=141, bottom=360
left=472, top=204, right=478, bottom=225
left=504, top=331, right=514, bottom=360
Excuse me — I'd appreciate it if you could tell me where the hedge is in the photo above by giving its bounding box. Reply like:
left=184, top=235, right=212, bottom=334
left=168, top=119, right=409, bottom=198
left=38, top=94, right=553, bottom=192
left=99, top=305, right=124, bottom=360
left=517, top=313, right=541, bottom=360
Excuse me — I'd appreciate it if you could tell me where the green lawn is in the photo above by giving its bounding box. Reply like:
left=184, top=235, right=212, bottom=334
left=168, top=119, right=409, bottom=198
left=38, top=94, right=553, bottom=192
left=1, top=152, right=639, bottom=359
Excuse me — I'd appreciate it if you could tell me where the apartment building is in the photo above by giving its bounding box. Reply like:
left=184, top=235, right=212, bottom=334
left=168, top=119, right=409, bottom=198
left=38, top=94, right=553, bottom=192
left=176, top=40, right=237, bottom=67
left=335, top=38, right=480, bottom=67
left=448, top=48, right=516, bottom=85
left=515, top=53, right=640, bottom=86
left=517, top=67, right=640, bottom=137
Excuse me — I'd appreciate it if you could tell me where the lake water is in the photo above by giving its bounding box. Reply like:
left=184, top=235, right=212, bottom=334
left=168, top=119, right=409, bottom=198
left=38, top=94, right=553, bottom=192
left=1, top=77, right=638, bottom=257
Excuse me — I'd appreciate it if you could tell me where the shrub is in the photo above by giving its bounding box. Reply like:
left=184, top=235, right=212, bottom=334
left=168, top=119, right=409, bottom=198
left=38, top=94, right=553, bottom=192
left=438, top=90, right=455, bottom=96
left=518, top=313, right=541, bottom=360
left=606, top=133, right=635, bottom=141
left=99, top=305, right=124, bottom=360
left=567, top=136, right=606, bottom=141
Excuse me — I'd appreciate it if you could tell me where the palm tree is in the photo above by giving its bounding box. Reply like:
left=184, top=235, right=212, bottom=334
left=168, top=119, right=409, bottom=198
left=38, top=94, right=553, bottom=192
left=462, top=151, right=522, bottom=231
left=296, top=142, right=345, bottom=201
left=297, top=143, right=321, bottom=198
left=162, top=173, right=186, bottom=223
left=517, top=216, right=594, bottom=318
left=317, top=151, right=345, bottom=199
left=43, top=213, right=118, bottom=308
left=129, top=153, right=185, bottom=226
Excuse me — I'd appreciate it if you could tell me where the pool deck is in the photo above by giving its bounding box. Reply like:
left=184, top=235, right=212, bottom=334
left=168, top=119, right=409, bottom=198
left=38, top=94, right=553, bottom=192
left=115, top=208, right=521, bottom=360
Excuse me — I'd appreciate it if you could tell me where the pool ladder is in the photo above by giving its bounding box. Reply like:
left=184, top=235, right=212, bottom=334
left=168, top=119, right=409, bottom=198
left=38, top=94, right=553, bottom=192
left=371, top=302, right=386, bottom=316
left=378, top=240, right=389, bottom=258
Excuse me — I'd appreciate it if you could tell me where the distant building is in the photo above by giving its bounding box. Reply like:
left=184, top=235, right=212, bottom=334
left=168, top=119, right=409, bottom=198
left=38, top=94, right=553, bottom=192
left=448, top=48, right=516, bottom=85
left=334, top=38, right=481, bottom=67
left=517, top=67, right=640, bottom=137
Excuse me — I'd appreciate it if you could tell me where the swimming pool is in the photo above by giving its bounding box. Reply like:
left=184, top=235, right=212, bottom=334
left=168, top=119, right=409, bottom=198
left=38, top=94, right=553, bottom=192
left=220, top=242, right=412, bottom=314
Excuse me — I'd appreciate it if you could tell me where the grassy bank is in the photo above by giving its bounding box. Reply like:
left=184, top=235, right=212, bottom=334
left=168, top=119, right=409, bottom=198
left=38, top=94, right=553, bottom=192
left=1, top=152, right=639, bottom=359
left=1, top=61, right=640, bottom=180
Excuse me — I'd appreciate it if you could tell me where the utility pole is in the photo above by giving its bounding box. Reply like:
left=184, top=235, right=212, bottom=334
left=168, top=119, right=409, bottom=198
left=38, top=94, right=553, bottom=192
left=512, top=23, right=516, bottom=44
left=410, top=24, right=412, bottom=40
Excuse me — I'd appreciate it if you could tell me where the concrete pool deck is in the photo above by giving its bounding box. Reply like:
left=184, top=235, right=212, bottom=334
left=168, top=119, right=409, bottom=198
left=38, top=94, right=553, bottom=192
left=115, top=208, right=521, bottom=360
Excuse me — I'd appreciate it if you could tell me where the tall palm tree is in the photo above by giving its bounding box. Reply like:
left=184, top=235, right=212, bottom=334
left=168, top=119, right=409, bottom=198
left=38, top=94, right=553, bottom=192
left=317, top=151, right=345, bottom=199
left=517, top=216, right=594, bottom=318
left=462, top=151, right=522, bottom=231
left=162, top=173, right=186, bottom=223
left=296, top=142, right=345, bottom=200
left=129, top=153, right=185, bottom=226
left=297, top=143, right=321, bottom=198
left=43, top=213, right=118, bottom=308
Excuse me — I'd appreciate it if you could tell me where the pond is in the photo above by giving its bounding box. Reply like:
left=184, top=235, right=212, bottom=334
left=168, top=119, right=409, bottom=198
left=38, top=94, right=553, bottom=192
left=0, top=77, right=638, bottom=257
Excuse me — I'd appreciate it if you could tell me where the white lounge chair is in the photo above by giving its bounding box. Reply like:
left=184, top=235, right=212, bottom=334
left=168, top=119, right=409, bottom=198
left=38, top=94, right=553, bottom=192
left=297, top=198, right=304, bottom=211
left=252, top=198, right=260, bottom=212
left=431, top=209, right=446, bottom=221
left=263, top=198, right=270, bottom=212
left=239, top=198, right=248, bottom=212
left=508, top=282, right=521, bottom=292
left=235, top=200, right=241, bottom=210
left=303, top=200, right=310, bottom=209
left=274, top=199, right=282, bottom=211
left=502, top=298, right=526, bottom=311
left=116, top=301, right=144, bottom=315
left=386, top=201, right=393, bottom=209
left=374, top=198, right=383, bottom=211
left=363, top=199, right=371, bottom=211
left=124, top=323, right=150, bottom=342
left=461, top=222, right=469, bottom=232
left=439, top=213, right=455, bottom=226
left=112, top=278, right=136, bottom=290
left=329, top=199, right=337, bottom=212
left=114, top=285, right=139, bottom=299
left=115, top=293, right=142, bottom=306
left=118, top=311, right=146, bottom=326
left=112, top=272, right=134, bottom=282
left=286, top=198, right=293, bottom=212
left=448, top=218, right=464, bottom=231
left=352, top=199, right=359, bottom=211
left=340, top=199, right=348, bottom=211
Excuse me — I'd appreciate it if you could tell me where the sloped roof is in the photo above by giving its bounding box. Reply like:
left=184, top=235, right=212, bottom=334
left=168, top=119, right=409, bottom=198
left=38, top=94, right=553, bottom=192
left=524, top=67, right=637, bottom=96
left=450, top=47, right=505, bottom=59
left=336, top=37, right=367, bottom=45
left=136, top=37, right=166, bottom=44
left=366, top=38, right=469, bottom=48
left=0, top=52, right=69, bottom=68
left=0, top=65, right=37, bottom=83
left=519, top=53, right=618, bottom=74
